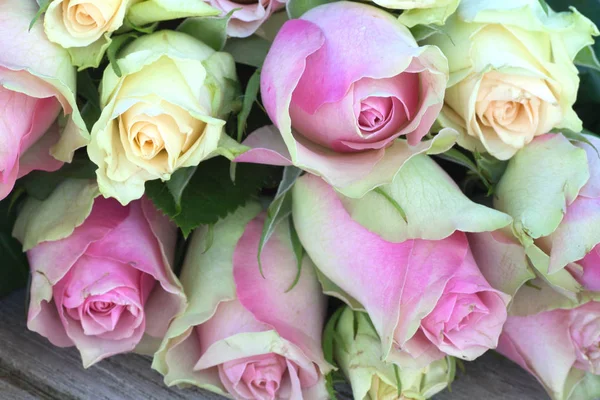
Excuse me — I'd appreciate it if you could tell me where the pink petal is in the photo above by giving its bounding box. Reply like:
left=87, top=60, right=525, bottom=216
left=233, top=214, right=328, bottom=367
left=578, top=135, right=600, bottom=198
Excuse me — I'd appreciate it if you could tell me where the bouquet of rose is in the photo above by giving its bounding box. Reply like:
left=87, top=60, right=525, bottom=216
left=2, top=0, right=600, bottom=399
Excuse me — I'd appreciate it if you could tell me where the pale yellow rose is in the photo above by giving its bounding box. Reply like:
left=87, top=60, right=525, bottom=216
left=43, top=0, right=219, bottom=68
left=88, top=30, right=238, bottom=205
left=424, top=0, right=598, bottom=160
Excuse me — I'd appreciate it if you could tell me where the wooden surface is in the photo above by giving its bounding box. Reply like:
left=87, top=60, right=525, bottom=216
left=0, top=290, right=548, bottom=400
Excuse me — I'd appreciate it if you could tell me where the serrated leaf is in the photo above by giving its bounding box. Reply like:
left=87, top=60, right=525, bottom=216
left=223, top=36, right=271, bottom=68
left=257, top=166, right=302, bottom=276
left=107, top=33, right=140, bottom=77
left=146, top=157, right=279, bottom=237
left=29, top=0, right=51, bottom=31
left=237, top=69, right=261, bottom=142
left=0, top=197, right=29, bottom=298
left=166, top=166, right=197, bottom=211
left=285, top=218, right=304, bottom=293
left=177, top=11, right=237, bottom=51
left=287, top=0, right=336, bottom=19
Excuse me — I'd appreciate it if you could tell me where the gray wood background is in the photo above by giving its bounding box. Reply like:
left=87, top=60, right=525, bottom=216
left=0, top=290, right=547, bottom=399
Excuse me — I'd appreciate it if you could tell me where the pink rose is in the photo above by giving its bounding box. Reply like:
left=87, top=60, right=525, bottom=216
left=0, top=0, right=87, bottom=200
left=208, top=0, right=286, bottom=37
left=154, top=204, right=331, bottom=399
left=495, top=134, right=600, bottom=294
left=291, top=172, right=510, bottom=367
left=498, top=295, right=600, bottom=400
left=236, top=2, right=450, bottom=195
left=14, top=181, right=185, bottom=367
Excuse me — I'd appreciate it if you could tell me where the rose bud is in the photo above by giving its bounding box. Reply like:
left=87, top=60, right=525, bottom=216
left=292, top=154, right=512, bottom=367
left=42, top=0, right=219, bottom=67
left=12, top=179, right=186, bottom=367
left=205, top=0, right=286, bottom=37
left=423, top=1, right=598, bottom=160
left=332, top=307, right=456, bottom=400
left=0, top=0, right=87, bottom=200
left=497, top=279, right=600, bottom=400
left=88, top=30, right=240, bottom=205
left=494, top=134, right=600, bottom=295
left=154, top=203, right=331, bottom=399
left=236, top=1, right=456, bottom=199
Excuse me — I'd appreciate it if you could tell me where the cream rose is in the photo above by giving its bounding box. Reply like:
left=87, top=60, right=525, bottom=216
left=44, top=0, right=131, bottom=48
left=88, top=30, right=237, bottom=205
left=392, top=0, right=459, bottom=27
left=424, top=0, right=598, bottom=160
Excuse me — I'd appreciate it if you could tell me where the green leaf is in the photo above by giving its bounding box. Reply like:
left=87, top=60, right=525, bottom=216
left=166, top=166, right=197, bottom=211
left=473, top=151, right=508, bottom=187
left=285, top=218, right=304, bottom=293
left=322, top=307, right=345, bottom=400
left=77, top=70, right=102, bottom=130
left=257, top=166, right=302, bottom=276
left=29, top=0, right=51, bottom=31
left=146, top=157, right=280, bottom=237
left=177, top=11, right=237, bottom=51
left=575, top=45, right=600, bottom=72
left=538, top=0, right=549, bottom=14
left=436, top=148, right=493, bottom=193
left=0, top=197, right=29, bottom=298
left=107, top=33, right=140, bottom=77
left=286, top=0, right=336, bottom=19
left=223, top=36, right=271, bottom=68
left=237, top=69, right=261, bottom=142
left=18, top=150, right=97, bottom=200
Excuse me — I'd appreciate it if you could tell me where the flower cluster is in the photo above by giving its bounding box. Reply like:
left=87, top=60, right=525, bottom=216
left=2, top=0, right=600, bottom=399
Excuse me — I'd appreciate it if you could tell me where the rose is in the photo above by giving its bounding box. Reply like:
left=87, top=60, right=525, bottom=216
left=423, top=0, right=598, bottom=160
left=12, top=180, right=186, bottom=367
left=87, top=30, right=240, bottom=205
left=332, top=307, right=455, bottom=400
left=154, top=203, right=331, bottom=399
left=494, top=133, right=600, bottom=294
left=388, top=0, right=460, bottom=27
left=43, top=0, right=220, bottom=67
left=0, top=0, right=88, bottom=200
left=203, top=0, right=286, bottom=38
left=236, top=2, right=455, bottom=198
left=291, top=154, right=511, bottom=367
left=497, top=280, right=600, bottom=400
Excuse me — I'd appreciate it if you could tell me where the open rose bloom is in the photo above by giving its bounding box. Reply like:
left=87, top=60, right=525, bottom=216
left=88, top=30, right=241, bottom=205
left=496, top=280, right=600, bottom=400
left=236, top=1, right=457, bottom=199
left=424, top=0, right=598, bottom=160
left=0, top=0, right=87, bottom=200
left=154, top=203, right=331, bottom=399
left=333, top=307, right=456, bottom=400
left=12, top=180, right=186, bottom=367
left=494, top=134, right=600, bottom=295
left=292, top=154, right=512, bottom=367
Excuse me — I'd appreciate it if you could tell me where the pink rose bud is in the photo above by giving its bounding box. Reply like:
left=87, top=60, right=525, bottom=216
left=13, top=180, right=186, bottom=367
left=207, top=0, right=286, bottom=37
left=236, top=2, right=451, bottom=194
left=497, top=281, right=600, bottom=400
left=154, top=204, right=331, bottom=399
left=292, top=161, right=512, bottom=368
left=495, top=134, right=600, bottom=294
left=0, top=0, right=88, bottom=200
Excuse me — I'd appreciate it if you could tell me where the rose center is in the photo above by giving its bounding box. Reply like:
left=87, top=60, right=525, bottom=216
left=65, top=2, right=107, bottom=31
left=358, top=97, right=393, bottom=132
left=130, top=121, right=166, bottom=160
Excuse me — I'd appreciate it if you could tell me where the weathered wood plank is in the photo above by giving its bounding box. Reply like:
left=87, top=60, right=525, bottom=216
left=0, top=290, right=548, bottom=399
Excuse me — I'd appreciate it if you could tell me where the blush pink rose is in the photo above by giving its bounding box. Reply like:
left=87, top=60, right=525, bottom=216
left=22, top=193, right=186, bottom=367
left=498, top=301, right=600, bottom=399
left=207, top=0, right=286, bottom=37
left=154, top=204, right=331, bottom=399
left=236, top=1, right=449, bottom=193
left=292, top=174, right=510, bottom=367
left=0, top=0, right=87, bottom=200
